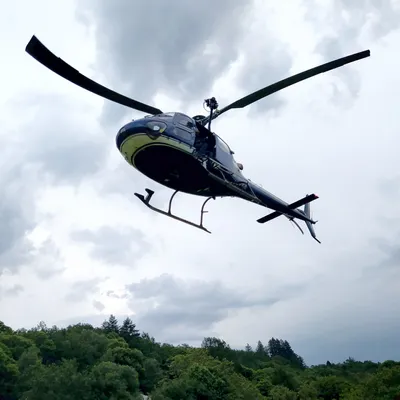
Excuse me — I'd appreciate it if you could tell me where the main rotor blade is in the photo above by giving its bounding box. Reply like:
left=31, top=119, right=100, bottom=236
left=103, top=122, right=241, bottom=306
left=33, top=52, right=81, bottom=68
left=208, top=49, right=370, bottom=123
left=25, top=35, right=163, bottom=115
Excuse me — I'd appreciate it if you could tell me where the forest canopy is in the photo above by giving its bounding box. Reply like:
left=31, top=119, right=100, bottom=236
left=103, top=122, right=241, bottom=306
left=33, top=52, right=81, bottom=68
left=1, top=316, right=399, bottom=399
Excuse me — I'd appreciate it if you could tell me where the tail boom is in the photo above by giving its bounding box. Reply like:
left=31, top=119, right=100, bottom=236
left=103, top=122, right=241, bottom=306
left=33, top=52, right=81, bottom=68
left=257, top=193, right=321, bottom=243
left=257, top=194, right=318, bottom=223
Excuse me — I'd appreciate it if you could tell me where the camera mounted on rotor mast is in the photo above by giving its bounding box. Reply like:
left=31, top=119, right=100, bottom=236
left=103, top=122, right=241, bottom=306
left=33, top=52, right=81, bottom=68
left=203, top=97, right=219, bottom=131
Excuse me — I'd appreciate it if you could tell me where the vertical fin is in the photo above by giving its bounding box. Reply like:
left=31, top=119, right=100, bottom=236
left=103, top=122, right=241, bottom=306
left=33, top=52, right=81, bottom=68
left=303, top=198, right=321, bottom=243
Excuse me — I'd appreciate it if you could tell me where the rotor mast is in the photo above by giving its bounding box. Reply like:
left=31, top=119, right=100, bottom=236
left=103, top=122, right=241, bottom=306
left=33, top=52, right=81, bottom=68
left=204, top=97, right=219, bottom=131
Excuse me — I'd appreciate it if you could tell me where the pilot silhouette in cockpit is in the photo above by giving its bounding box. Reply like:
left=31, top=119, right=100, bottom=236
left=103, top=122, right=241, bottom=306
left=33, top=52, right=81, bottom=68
left=194, top=121, right=216, bottom=157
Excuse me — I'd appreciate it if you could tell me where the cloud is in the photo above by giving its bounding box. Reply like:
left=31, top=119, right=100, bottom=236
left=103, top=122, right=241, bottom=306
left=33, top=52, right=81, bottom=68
left=124, top=273, right=305, bottom=344
left=93, top=299, right=105, bottom=312
left=0, top=162, right=38, bottom=274
left=65, top=277, right=105, bottom=302
left=305, top=0, right=400, bottom=102
left=364, top=176, right=400, bottom=273
left=291, top=262, right=400, bottom=365
left=295, top=327, right=400, bottom=366
left=368, top=233, right=400, bottom=273
left=7, top=93, right=108, bottom=185
left=0, top=92, right=107, bottom=276
left=76, top=0, right=257, bottom=125
left=306, top=0, right=400, bottom=45
left=231, top=3, right=295, bottom=117
left=378, top=175, right=400, bottom=201
left=31, top=239, right=66, bottom=280
left=105, top=290, right=128, bottom=299
left=70, top=226, right=152, bottom=266
left=235, top=44, right=293, bottom=117
left=0, top=284, right=24, bottom=298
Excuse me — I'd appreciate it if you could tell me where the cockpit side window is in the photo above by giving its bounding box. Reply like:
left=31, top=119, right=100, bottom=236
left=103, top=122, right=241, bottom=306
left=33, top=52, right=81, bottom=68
left=155, top=112, right=175, bottom=119
left=215, top=135, right=232, bottom=154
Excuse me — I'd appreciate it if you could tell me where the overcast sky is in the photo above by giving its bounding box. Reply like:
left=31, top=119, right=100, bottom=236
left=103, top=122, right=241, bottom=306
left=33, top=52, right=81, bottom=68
left=1, top=0, right=399, bottom=366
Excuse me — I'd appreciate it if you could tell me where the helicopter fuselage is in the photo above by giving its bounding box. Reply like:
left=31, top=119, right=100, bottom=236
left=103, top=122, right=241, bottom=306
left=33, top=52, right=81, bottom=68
left=116, top=111, right=244, bottom=198
left=115, top=112, right=316, bottom=225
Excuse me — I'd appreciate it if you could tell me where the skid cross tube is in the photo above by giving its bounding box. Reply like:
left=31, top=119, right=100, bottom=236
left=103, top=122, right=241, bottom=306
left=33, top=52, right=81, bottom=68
left=134, top=188, right=215, bottom=233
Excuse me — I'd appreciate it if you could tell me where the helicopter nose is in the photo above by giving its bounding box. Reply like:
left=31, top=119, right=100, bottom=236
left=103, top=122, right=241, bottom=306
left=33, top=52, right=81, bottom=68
left=116, top=119, right=167, bottom=149
left=115, top=120, right=147, bottom=149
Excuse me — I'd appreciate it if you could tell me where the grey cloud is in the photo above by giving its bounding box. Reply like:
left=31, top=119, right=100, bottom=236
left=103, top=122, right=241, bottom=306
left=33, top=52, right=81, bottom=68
left=294, top=328, right=400, bottom=366
left=0, top=164, right=37, bottom=275
left=70, top=226, right=152, bottom=266
left=340, top=0, right=400, bottom=40
left=306, top=0, right=400, bottom=44
left=65, top=277, right=105, bottom=302
left=0, top=92, right=109, bottom=275
left=368, top=233, right=400, bottom=272
left=76, top=0, right=255, bottom=125
left=9, top=93, right=108, bottom=185
left=306, top=0, right=400, bottom=100
left=92, top=160, right=159, bottom=200
left=105, top=290, right=128, bottom=299
left=124, top=274, right=303, bottom=343
left=378, top=175, right=400, bottom=200
left=93, top=300, right=105, bottom=311
left=315, top=37, right=363, bottom=100
left=280, top=242, right=400, bottom=365
left=0, top=284, right=24, bottom=298
left=106, top=290, right=118, bottom=298
left=234, top=33, right=293, bottom=117
left=294, top=258, right=400, bottom=365
left=364, top=182, right=400, bottom=273
left=33, top=240, right=66, bottom=280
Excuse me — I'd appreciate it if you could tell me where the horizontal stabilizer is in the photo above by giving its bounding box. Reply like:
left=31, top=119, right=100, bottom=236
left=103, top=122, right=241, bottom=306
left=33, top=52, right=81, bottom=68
left=257, top=210, right=281, bottom=223
left=257, top=194, right=318, bottom=223
left=257, top=193, right=321, bottom=243
left=286, top=193, right=318, bottom=210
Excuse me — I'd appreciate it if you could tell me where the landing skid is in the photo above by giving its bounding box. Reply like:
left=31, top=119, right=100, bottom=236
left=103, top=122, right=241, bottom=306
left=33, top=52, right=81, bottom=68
left=134, top=188, right=215, bottom=233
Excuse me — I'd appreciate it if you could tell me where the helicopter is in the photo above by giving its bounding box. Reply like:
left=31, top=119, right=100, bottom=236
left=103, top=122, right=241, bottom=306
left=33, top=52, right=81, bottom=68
left=25, top=35, right=370, bottom=243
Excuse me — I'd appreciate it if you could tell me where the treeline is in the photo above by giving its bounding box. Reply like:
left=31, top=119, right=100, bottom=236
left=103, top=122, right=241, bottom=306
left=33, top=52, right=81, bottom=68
left=1, top=316, right=400, bottom=399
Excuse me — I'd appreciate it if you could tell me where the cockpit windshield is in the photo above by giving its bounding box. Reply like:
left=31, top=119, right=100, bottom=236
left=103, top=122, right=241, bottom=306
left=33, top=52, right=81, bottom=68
left=173, top=113, right=195, bottom=129
left=155, top=112, right=175, bottom=118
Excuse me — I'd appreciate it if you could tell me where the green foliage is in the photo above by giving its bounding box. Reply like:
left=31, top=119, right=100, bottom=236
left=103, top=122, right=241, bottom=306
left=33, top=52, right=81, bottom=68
left=0, top=317, right=399, bottom=399
left=298, top=382, right=319, bottom=399
left=0, top=333, right=34, bottom=359
left=0, top=321, right=13, bottom=334
left=89, top=361, right=140, bottom=399
left=268, top=385, right=297, bottom=400
left=59, top=328, right=110, bottom=369
left=119, top=317, right=140, bottom=343
left=313, top=375, right=349, bottom=399
left=140, top=357, right=163, bottom=393
left=20, top=359, right=91, bottom=400
left=153, top=349, right=263, bottom=399
left=0, top=346, right=19, bottom=398
left=256, top=340, right=266, bottom=355
left=267, top=338, right=305, bottom=369
left=245, top=343, right=253, bottom=352
left=101, top=314, right=119, bottom=334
